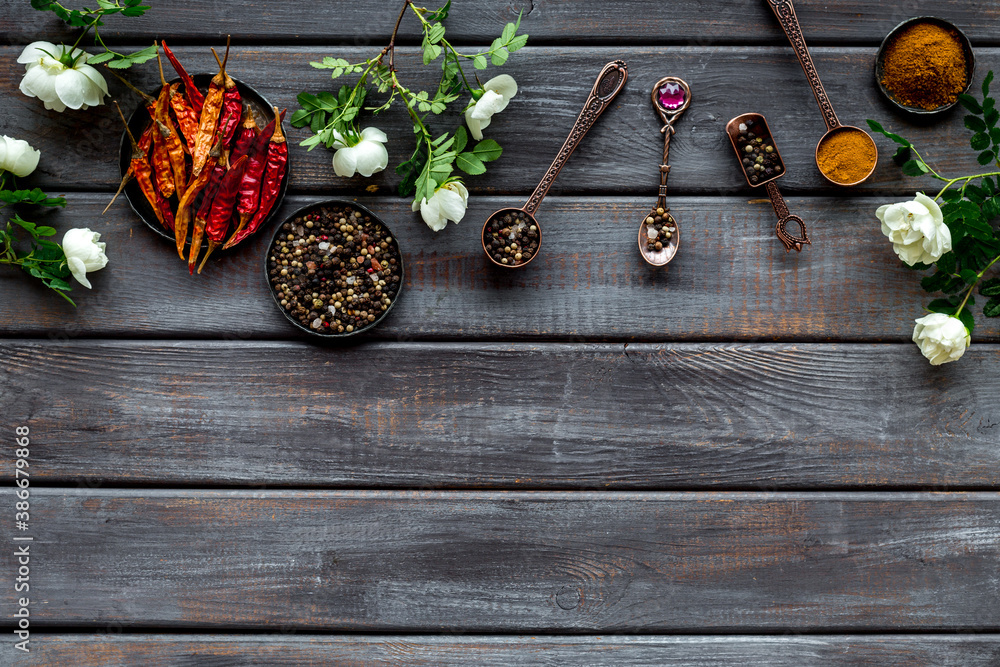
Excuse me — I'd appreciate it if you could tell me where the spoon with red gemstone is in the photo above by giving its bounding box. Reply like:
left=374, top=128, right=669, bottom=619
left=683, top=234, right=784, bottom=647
left=482, top=60, right=628, bottom=268
left=639, top=76, right=691, bottom=267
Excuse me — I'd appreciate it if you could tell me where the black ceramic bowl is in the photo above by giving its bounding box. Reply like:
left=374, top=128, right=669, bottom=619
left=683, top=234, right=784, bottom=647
left=875, top=16, right=975, bottom=116
left=264, top=200, right=404, bottom=338
left=118, top=74, right=289, bottom=251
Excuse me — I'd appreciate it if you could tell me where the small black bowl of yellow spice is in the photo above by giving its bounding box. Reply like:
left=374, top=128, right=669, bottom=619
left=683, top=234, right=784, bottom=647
left=876, top=16, right=975, bottom=116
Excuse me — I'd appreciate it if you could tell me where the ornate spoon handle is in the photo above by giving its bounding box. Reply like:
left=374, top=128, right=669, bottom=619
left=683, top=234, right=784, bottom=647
left=765, top=0, right=841, bottom=131
left=765, top=180, right=810, bottom=252
left=523, top=60, right=628, bottom=216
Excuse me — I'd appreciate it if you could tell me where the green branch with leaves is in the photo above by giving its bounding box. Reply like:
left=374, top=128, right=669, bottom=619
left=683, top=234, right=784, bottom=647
left=30, top=0, right=156, bottom=69
left=291, top=0, right=528, bottom=228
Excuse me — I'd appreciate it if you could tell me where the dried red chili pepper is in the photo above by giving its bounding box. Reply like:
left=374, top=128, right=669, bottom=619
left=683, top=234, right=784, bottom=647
left=187, top=147, right=231, bottom=271
left=175, top=149, right=218, bottom=259
left=107, top=102, right=174, bottom=234
left=152, top=54, right=189, bottom=194
left=230, top=112, right=259, bottom=160
left=150, top=75, right=175, bottom=199
left=168, top=83, right=199, bottom=149
left=161, top=38, right=205, bottom=113
left=215, top=48, right=243, bottom=148
left=191, top=44, right=229, bottom=178
left=191, top=154, right=248, bottom=273
left=232, top=116, right=278, bottom=235
left=225, top=107, right=287, bottom=249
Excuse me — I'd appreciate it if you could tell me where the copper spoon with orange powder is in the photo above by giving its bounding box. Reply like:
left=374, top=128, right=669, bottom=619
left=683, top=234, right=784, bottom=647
left=764, top=0, right=878, bottom=185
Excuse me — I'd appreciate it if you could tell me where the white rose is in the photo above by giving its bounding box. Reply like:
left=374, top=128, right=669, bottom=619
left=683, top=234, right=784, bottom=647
left=465, top=74, right=518, bottom=141
left=18, top=41, right=109, bottom=112
left=62, top=228, right=108, bottom=289
left=912, top=312, right=970, bottom=366
left=876, top=192, right=952, bottom=266
left=412, top=181, right=469, bottom=232
left=0, top=135, right=41, bottom=178
left=331, top=127, right=388, bottom=178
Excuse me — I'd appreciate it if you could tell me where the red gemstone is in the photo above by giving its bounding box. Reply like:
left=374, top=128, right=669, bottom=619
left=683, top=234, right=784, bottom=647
left=658, top=82, right=686, bottom=110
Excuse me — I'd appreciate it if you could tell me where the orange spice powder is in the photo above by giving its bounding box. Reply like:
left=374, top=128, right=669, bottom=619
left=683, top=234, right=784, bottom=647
left=817, top=129, right=877, bottom=185
left=881, top=22, right=967, bottom=110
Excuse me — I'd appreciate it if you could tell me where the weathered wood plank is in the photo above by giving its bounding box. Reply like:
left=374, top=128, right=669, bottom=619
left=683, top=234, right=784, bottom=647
left=0, top=194, right=963, bottom=341
left=14, top=634, right=1000, bottom=667
left=0, top=46, right=993, bottom=196
left=3, top=341, right=998, bottom=488
left=3, top=490, right=1000, bottom=630
left=2, top=0, right=997, bottom=46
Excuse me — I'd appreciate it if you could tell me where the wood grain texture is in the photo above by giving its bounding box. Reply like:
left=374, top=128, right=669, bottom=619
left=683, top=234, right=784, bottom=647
left=13, top=634, right=1000, bottom=667
left=1, top=0, right=997, bottom=45
left=4, top=341, right=999, bottom=488
left=3, top=490, right=1000, bottom=631
left=0, top=194, right=962, bottom=342
left=1, top=46, right=995, bottom=197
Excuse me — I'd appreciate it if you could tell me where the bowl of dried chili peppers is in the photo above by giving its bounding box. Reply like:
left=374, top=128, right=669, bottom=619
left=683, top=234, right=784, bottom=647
left=264, top=200, right=405, bottom=338
left=113, top=40, right=289, bottom=274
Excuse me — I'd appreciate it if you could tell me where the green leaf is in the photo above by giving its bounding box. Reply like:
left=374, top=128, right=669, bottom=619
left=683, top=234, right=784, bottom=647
left=490, top=46, right=509, bottom=67
left=965, top=115, right=987, bottom=132
left=501, top=22, right=517, bottom=43
left=453, top=125, right=468, bottom=153
left=85, top=51, right=116, bottom=64
left=865, top=119, right=912, bottom=147
left=901, top=159, right=929, bottom=176
left=979, top=150, right=995, bottom=166
left=507, top=34, right=528, bottom=52
left=984, top=70, right=994, bottom=98
left=927, top=298, right=957, bottom=314
left=985, top=296, right=1000, bottom=317
left=422, top=41, right=442, bottom=65
left=891, top=145, right=911, bottom=165
left=471, top=139, right=502, bottom=162
left=987, top=108, right=1000, bottom=128
left=972, top=132, right=992, bottom=150
left=958, top=305, right=976, bottom=334
left=124, top=44, right=158, bottom=65
left=961, top=268, right=980, bottom=284
left=456, top=152, right=486, bottom=175
left=121, top=6, right=150, bottom=17
left=473, top=54, right=488, bottom=70
left=106, top=56, right=133, bottom=69
left=979, top=277, right=1000, bottom=297
left=940, top=189, right=963, bottom=203
left=427, top=23, right=446, bottom=44
left=958, top=93, right=983, bottom=114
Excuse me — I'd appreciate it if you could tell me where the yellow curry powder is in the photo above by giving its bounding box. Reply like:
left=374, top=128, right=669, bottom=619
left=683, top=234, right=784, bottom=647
left=881, top=22, right=967, bottom=110
left=817, top=128, right=877, bottom=185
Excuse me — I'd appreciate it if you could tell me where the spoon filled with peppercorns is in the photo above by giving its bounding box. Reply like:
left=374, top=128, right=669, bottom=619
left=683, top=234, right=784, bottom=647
left=639, top=76, right=690, bottom=267
left=482, top=60, right=628, bottom=268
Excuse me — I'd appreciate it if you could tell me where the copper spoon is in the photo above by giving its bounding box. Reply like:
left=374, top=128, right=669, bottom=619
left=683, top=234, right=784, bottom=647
left=764, top=0, right=877, bottom=185
left=482, top=60, right=629, bottom=268
left=726, top=113, right=810, bottom=252
left=639, top=76, right=691, bottom=267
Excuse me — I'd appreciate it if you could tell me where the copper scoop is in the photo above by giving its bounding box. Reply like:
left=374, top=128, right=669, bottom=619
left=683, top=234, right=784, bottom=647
left=765, top=0, right=877, bottom=185
left=482, top=60, right=628, bottom=268
left=726, top=113, right=810, bottom=252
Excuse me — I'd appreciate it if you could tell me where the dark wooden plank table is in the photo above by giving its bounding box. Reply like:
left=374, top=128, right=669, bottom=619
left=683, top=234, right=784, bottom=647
left=3, top=1, right=1000, bottom=664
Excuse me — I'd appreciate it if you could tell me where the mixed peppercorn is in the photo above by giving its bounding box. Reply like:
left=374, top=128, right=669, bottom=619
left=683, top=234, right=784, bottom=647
left=267, top=204, right=402, bottom=335
left=642, top=206, right=676, bottom=252
left=483, top=210, right=539, bottom=266
left=735, top=120, right=783, bottom=185
left=110, top=40, right=287, bottom=274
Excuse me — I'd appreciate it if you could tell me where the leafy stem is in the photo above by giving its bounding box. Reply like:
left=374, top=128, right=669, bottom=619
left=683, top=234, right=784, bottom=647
left=955, top=253, right=1000, bottom=317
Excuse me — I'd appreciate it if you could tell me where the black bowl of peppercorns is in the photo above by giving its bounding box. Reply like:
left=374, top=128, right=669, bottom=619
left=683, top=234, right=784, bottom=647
left=264, top=200, right=404, bottom=337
